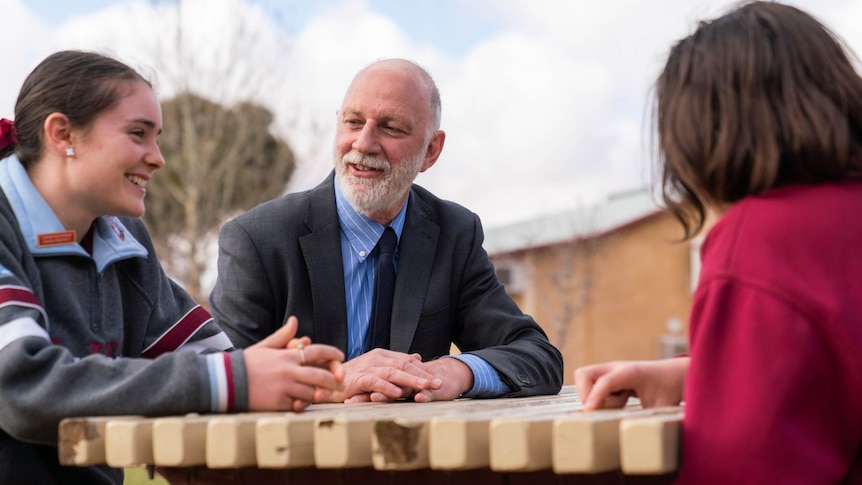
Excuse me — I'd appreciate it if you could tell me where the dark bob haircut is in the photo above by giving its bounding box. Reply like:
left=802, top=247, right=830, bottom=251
left=655, top=1, right=862, bottom=238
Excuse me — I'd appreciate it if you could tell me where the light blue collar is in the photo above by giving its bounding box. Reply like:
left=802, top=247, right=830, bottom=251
left=0, top=155, right=148, bottom=272
left=334, top=178, right=407, bottom=261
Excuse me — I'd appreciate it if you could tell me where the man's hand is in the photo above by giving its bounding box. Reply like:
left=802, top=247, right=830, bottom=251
left=317, top=348, right=443, bottom=403
left=573, top=357, right=690, bottom=410
left=411, top=357, right=473, bottom=402
left=243, top=316, right=345, bottom=411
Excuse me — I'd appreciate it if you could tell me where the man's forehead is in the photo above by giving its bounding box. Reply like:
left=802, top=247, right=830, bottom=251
left=342, top=69, right=428, bottom=117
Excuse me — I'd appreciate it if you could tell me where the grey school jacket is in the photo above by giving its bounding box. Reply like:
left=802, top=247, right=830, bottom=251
left=0, top=155, right=245, bottom=485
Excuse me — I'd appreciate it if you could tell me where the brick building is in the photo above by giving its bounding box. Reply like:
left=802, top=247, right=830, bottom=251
left=484, top=189, right=698, bottom=384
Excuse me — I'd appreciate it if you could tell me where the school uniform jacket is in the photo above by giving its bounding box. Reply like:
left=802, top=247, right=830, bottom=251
left=0, top=155, right=245, bottom=485
left=210, top=172, right=564, bottom=396
left=677, top=182, right=862, bottom=483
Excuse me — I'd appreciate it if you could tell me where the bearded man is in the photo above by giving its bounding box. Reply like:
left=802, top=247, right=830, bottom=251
left=210, top=59, right=563, bottom=403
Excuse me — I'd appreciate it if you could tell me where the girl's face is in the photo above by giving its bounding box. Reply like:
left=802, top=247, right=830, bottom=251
left=68, top=80, right=164, bottom=223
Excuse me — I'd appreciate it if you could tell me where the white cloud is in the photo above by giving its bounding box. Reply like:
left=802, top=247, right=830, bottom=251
left=4, top=0, right=861, bottom=230
left=0, top=0, right=51, bottom=116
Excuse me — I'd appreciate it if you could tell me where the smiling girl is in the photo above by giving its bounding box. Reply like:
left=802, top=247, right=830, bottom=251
left=0, top=50, right=344, bottom=484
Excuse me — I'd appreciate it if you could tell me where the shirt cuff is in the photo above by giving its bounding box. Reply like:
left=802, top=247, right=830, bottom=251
left=206, top=352, right=236, bottom=412
left=446, top=354, right=511, bottom=398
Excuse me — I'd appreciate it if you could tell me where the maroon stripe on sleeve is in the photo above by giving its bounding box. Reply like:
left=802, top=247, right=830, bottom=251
left=223, top=352, right=235, bottom=412
left=0, top=286, right=42, bottom=307
left=0, top=286, right=47, bottom=324
left=142, top=306, right=213, bottom=358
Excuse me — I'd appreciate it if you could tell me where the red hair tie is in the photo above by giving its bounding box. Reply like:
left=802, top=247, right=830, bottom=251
left=0, top=118, right=17, bottom=152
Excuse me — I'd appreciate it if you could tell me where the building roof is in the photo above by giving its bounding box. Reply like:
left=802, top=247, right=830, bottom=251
left=483, top=188, right=664, bottom=255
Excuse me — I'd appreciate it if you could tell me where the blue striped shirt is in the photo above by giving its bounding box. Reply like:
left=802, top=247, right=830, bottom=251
left=334, top=182, right=509, bottom=398
left=335, top=182, right=407, bottom=359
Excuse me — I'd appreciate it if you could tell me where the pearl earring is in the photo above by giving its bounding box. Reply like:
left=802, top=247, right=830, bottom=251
left=65, top=147, right=75, bottom=157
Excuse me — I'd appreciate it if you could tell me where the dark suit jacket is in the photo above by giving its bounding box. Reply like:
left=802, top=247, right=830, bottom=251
left=210, top=173, right=563, bottom=396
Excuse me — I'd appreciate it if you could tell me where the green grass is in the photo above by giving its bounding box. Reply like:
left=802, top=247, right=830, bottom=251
left=124, top=467, right=168, bottom=485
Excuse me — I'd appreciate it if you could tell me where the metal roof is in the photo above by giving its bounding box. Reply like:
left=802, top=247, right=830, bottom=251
left=483, top=188, right=664, bottom=255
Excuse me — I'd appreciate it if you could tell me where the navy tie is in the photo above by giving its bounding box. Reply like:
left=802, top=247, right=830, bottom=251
left=369, top=227, right=397, bottom=350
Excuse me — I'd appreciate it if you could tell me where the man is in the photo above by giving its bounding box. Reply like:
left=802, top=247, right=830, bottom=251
left=210, top=58, right=563, bottom=402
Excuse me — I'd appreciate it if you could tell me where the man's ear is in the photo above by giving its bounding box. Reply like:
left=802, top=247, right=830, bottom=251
left=420, top=130, right=446, bottom=173
left=43, top=113, right=75, bottom=156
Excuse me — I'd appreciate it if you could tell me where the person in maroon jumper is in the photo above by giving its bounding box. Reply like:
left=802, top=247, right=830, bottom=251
left=574, top=2, right=862, bottom=483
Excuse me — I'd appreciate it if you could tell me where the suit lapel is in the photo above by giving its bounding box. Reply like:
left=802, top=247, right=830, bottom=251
left=298, top=174, right=349, bottom=352
left=390, top=191, right=439, bottom=352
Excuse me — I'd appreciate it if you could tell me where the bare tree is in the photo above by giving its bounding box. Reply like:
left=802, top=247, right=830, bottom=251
left=144, top=94, right=294, bottom=302
left=140, top=0, right=297, bottom=302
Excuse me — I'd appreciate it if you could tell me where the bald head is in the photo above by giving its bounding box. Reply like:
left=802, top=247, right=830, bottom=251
left=346, top=59, right=442, bottom=140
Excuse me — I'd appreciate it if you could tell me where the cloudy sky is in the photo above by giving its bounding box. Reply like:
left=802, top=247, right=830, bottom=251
left=3, top=0, right=861, bottom=228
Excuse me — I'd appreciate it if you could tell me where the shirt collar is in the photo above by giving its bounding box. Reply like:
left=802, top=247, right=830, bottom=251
left=0, top=155, right=148, bottom=270
left=334, top=178, right=407, bottom=262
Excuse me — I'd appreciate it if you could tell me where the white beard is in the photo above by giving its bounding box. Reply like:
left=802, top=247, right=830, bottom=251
left=334, top=147, right=424, bottom=218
